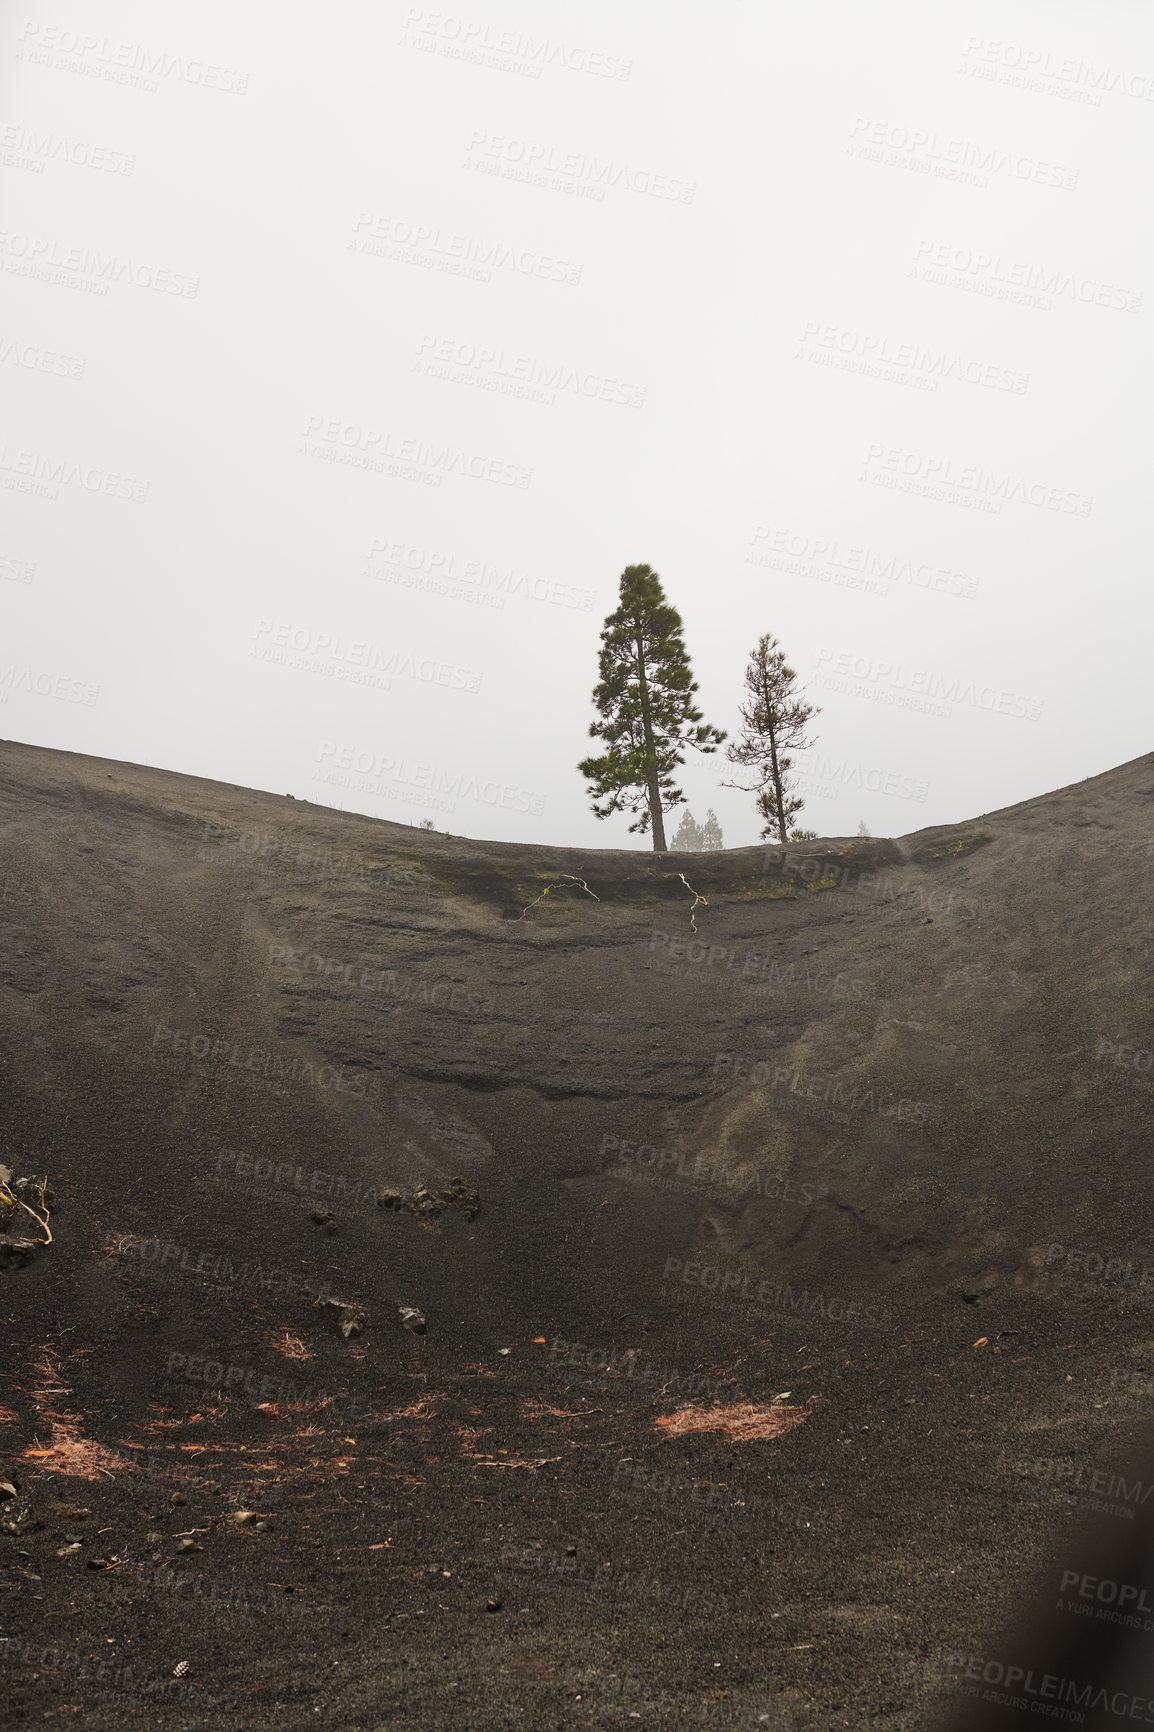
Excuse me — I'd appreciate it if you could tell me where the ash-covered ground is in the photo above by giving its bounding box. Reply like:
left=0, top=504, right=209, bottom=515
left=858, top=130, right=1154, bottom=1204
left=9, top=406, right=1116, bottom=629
left=2, top=737, right=1154, bottom=1729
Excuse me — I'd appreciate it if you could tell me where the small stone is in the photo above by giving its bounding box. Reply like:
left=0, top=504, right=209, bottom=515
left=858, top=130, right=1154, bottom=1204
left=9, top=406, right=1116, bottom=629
left=378, top=1192, right=404, bottom=1212
left=486, top=1597, right=502, bottom=1612
left=176, top=1538, right=202, bottom=1554
left=0, top=1483, right=17, bottom=1501
left=315, top=1296, right=367, bottom=1339
left=0, top=1239, right=38, bottom=1269
left=398, top=1305, right=426, bottom=1335
left=409, top=1185, right=442, bottom=1222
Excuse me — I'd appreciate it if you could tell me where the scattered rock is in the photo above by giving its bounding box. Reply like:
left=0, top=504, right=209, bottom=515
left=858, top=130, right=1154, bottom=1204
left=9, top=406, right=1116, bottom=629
left=378, top=1191, right=404, bottom=1212
left=232, top=1510, right=258, bottom=1524
left=0, top=1239, right=39, bottom=1270
left=0, top=1483, right=17, bottom=1502
left=443, top=1177, right=480, bottom=1220
left=11, top=1175, right=54, bottom=1212
left=56, top=1542, right=82, bottom=1557
left=315, top=1296, right=367, bottom=1339
left=176, top=1538, right=203, bottom=1554
left=86, top=1556, right=112, bottom=1569
left=310, top=1208, right=338, bottom=1233
left=486, top=1597, right=502, bottom=1612
left=409, top=1184, right=442, bottom=1222
left=398, top=1304, right=426, bottom=1335
left=3, top=1515, right=42, bottom=1536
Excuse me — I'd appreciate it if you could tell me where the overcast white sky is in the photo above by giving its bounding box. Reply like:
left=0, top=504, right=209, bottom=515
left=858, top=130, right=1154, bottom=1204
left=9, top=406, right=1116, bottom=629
left=2, top=0, right=1151, bottom=849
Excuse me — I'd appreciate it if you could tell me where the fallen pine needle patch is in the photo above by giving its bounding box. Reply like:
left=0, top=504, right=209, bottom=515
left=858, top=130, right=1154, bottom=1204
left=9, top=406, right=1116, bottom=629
left=270, top=1329, right=313, bottom=1361
left=654, top=1402, right=810, bottom=1443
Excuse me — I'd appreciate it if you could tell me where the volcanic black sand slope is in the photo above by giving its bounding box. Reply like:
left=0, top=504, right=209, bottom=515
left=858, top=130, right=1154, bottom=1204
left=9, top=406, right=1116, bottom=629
left=1, top=738, right=1153, bottom=1729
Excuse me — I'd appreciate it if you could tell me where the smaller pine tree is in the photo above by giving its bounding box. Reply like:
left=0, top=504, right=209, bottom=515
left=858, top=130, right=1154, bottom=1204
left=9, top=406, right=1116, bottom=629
left=699, top=808, right=724, bottom=850
left=672, top=809, right=703, bottom=851
left=857, top=820, right=871, bottom=837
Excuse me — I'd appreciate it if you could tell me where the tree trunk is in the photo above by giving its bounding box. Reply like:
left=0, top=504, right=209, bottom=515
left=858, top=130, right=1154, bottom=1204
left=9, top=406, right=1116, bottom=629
left=760, top=667, right=787, bottom=844
left=646, top=767, right=667, bottom=851
left=635, top=630, right=667, bottom=851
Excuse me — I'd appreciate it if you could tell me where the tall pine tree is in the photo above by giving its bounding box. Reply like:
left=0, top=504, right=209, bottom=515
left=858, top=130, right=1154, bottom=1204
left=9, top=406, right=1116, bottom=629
left=723, top=633, right=819, bottom=844
left=578, top=564, right=725, bottom=851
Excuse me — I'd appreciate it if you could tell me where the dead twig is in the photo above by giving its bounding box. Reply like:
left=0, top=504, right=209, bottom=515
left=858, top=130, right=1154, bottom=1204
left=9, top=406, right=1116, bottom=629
left=517, top=875, right=600, bottom=919
left=664, top=872, right=708, bottom=933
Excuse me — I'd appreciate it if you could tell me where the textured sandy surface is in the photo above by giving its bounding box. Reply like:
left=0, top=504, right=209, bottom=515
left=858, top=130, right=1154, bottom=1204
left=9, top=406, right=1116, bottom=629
left=2, top=738, right=1153, bottom=1727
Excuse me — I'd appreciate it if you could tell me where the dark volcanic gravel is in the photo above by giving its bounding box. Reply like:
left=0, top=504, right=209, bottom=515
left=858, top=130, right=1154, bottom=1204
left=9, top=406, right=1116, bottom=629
left=2, top=737, right=1154, bottom=1728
